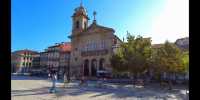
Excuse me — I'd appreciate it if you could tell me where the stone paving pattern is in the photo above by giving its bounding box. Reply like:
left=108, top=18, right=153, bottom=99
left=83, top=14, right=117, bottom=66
left=11, top=76, right=189, bottom=100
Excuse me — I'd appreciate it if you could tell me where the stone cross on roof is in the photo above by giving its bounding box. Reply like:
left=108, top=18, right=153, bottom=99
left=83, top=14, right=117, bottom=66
left=93, top=11, right=97, bottom=20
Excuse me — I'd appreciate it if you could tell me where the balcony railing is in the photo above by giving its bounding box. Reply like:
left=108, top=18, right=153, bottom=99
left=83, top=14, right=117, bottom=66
left=81, top=49, right=108, bottom=57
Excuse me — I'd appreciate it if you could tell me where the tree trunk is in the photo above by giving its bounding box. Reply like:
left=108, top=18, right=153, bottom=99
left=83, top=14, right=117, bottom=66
left=168, top=72, right=173, bottom=90
left=168, top=80, right=172, bottom=90
left=159, top=73, right=163, bottom=87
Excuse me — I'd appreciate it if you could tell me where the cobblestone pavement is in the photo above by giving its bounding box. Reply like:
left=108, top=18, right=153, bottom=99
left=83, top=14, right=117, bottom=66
left=11, top=75, right=189, bottom=100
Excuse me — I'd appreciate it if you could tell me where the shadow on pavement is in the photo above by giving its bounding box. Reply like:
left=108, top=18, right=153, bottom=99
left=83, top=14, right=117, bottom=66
left=11, top=75, right=48, bottom=80
left=52, top=85, right=186, bottom=99
left=12, top=85, right=186, bottom=99
left=12, top=91, right=50, bottom=97
left=11, top=76, right=188, bottom=99
left=12, top=87, right=50, bottom=96
left=11, top=84, right=187, bottom=99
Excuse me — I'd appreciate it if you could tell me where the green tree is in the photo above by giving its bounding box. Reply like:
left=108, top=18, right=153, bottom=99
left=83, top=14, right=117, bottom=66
left=110, top=33, right=152, bottom=84
left=181, top=51, right=189, bottom=84
left=110, top=52, right=127, bottom=74
left=182, top=51, right=189, bottom=73
left=152, top=41, right=185, bottom=89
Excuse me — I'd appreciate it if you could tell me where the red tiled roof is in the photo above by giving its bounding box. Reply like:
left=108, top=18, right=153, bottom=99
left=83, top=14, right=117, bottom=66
left=59, top=42, right=71, bottom=52
left=13, top=49, right=39, bottom=54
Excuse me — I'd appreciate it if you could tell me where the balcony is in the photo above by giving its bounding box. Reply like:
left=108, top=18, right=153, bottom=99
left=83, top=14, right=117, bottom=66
left=81, top=49, right=108, bottom=57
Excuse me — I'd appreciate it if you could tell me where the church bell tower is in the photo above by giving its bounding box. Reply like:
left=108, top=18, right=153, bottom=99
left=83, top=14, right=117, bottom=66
left=71, top=2, right=89, bottom=35
left=69, top=1, right=90, bottom=77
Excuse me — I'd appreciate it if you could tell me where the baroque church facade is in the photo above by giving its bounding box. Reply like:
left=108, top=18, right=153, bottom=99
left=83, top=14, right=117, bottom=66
left=69, top=4, right=122, bottom=78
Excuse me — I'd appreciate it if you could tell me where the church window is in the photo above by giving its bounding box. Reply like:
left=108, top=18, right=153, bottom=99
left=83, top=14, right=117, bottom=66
left=84, top=22, right=87, bottom=29
left=91, top=41, right=94, bottom=50
left=93, top=42, right=96, bottom=50
left=26, top=62, right=29, bottom=66
left=94, top=42, right=97, bottom=50
left=86, top=44, right=89, bottom=51
left=93, top=41, right=95, bottom=50
left=88, top=41, right=91, bottom=51
left=100, top=40, right=105, bottom=49
left=92, top=43, right=94, bottom=50
left=103, top=40, right=106, bottom=48
left=113, top=38, right=117, bottom=44
left=76, top=21, right=79, bottom=29
left=86, top=45, right=88, bottom=51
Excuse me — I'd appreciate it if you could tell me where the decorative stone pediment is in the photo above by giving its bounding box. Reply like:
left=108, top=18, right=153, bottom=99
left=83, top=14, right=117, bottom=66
left=84, top=22, right=115, bottom=33
left=69, top=22, right=115, bottom=38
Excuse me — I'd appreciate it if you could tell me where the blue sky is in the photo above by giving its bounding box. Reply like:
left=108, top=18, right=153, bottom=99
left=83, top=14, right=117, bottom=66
left=12, top=0, right=189, bottom=52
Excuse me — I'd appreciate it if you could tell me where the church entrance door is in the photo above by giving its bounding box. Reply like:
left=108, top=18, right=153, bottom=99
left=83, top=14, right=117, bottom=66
left=91, top=59, right=97, bottom=76
left=84, top=59, right=89, bottom=76
left=99, top=58, right=105, bottom=70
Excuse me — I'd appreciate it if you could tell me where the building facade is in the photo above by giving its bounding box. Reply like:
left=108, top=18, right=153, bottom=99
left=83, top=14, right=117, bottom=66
left=11, top=49, right=39, bottom=73
left=69, top=4, right=122, bottom=78
left=59, top=42, right=71, bottom=79
left=11, top=53, right=19, bottom=73
left=39, top=51, right=49, bottom=71
left=46, top=44, right=61, bottom=72
left=32, top=53, right=41, bottom=70
left=41, top=42, right=71, bottom=79
left=152, top=43, right=189, bottom=82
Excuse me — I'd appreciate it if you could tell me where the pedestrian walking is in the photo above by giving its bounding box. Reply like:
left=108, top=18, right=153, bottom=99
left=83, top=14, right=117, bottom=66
left=49, top=70, right=57, bottom=93
left=48, top=73, right=51, bottom=80
left=80, top=76, right=85, bottom=86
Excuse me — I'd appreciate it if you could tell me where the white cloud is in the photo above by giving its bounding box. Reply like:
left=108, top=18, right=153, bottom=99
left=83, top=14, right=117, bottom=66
left=145, top=0, right=189, bottom=44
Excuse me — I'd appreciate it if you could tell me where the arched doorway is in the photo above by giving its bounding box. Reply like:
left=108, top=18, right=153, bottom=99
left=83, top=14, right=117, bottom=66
left=84, top=59, right=89, bottom=76
left=91, top=59, right=97, bottom=76
left=99, top=58, right=105, bottom=70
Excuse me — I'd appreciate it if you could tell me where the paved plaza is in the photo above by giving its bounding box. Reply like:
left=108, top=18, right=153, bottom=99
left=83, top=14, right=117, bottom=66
left=11, top=75, right=189, bottom=100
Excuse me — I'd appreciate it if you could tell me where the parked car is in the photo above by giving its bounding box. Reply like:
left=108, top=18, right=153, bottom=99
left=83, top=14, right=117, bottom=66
left=97, top=70, right=111, bottom=79
left=30, top=69, right=48, bottom=77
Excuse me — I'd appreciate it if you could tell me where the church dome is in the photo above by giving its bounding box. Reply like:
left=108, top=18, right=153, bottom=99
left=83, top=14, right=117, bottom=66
left=73, top=5, right=88, bottom=17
